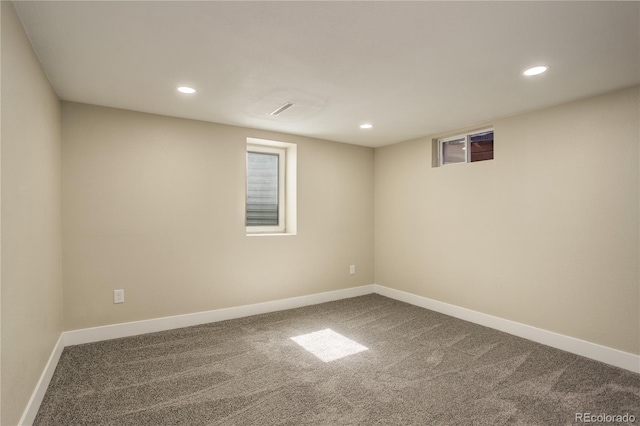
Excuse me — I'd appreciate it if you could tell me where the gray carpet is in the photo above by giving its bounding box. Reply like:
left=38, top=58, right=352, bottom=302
left=34, top=294, right=639, bottom=425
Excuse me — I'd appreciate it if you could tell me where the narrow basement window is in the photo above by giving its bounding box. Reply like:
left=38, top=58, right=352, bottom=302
left=246, top=146, right=285, bottom=231
left=246, top=138, right=297, bottom=235
left=438, top=129, right=494, bottom=167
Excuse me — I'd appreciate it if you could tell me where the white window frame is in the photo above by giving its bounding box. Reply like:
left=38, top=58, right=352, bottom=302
left=438, top=128, right=493, bottom=167
left=244, top=138, right=298, bottom=236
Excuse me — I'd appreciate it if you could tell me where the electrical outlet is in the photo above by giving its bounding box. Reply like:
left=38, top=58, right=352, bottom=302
left=349, top=265, right=356, bottom=275
left=114, top=289, right=124, bottom=304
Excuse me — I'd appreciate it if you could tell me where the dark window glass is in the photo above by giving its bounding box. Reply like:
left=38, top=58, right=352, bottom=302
left=469, top=131, right=494, bottom=162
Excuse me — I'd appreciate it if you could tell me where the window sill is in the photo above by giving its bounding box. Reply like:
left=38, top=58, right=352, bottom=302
left=246, top=232, right=296, bottom=237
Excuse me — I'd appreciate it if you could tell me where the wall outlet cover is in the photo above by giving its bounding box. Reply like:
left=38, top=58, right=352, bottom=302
left=114, top=289, right=124, bottom=304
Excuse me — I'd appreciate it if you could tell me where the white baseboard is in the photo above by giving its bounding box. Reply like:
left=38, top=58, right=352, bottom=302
left=64, top=284, right=640, bottom=373
left=374, top=284, right=640, bottom=374
left=64, top=285, right=376, bottom=346
left=22, top=285, right=375, bottom=424
left=18, top=334, right=65, bottom=426
left=21, top=283, right=639, bottom=425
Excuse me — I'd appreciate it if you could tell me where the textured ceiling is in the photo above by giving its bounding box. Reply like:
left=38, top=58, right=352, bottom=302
left=14, top=1, right=640, bottom=147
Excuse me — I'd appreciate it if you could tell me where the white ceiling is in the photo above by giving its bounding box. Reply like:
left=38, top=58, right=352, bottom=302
left=14, top=1, right=640, bottom=147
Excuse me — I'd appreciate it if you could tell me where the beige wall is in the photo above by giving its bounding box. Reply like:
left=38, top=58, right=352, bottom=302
left=1, top=2, right=63, bottom=425
left=61, top=102, right=374, bottom=331
left=375, top=87, right=640, bottom=355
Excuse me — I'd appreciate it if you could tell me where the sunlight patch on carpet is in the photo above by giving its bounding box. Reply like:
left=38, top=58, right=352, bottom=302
left=290, top=329, right=368, bottom=362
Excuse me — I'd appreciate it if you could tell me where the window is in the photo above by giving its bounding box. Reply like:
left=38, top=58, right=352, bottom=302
left=246, top=138, right=297, bottom=235
left=246, top=146, right=285, bottom=231
left=438, top=129, right=494, bottom=166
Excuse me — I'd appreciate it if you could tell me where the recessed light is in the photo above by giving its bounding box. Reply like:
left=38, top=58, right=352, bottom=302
left=177, top=86, right=196, bottom=94
left=360, top=124, right=373, bottom=129
left=523, top=66, right=548, bottom=76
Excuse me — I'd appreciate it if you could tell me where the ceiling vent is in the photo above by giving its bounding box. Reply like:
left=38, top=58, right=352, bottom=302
left=270, top=102, right=294, bottom=116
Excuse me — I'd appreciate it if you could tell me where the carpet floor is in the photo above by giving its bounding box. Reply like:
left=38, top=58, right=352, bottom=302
left=34, top=294, right=639, bottom=425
